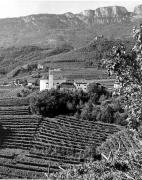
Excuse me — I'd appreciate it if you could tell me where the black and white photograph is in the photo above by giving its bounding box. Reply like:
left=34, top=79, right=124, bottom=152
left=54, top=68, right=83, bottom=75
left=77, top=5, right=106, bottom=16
left=0, top=0, right=142, bottom=179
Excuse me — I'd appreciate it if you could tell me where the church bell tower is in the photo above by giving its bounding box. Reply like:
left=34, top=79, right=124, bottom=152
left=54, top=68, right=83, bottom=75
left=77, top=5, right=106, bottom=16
left=48, top=69, right=54, bottom=89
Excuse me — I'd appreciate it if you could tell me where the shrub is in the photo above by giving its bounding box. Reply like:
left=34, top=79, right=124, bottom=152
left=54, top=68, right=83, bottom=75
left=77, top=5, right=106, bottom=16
left=17, top=87, right=38, bottom=98
left=0, top=123, right=12, bottom=146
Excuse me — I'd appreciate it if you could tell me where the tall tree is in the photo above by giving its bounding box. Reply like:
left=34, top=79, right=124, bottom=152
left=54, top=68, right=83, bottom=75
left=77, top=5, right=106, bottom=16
left=105, top=24, right=142, bottom=130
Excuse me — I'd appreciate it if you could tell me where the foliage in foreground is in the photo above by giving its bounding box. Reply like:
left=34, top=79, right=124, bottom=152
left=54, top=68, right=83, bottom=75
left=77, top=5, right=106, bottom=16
left=104, top=24, right=142, bottom=130
left=47, top=150, right=142, bottom=180
left=48, top=129, right=142, bottom=180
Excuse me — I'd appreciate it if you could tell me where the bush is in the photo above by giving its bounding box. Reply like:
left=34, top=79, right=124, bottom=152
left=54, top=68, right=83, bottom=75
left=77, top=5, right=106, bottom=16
left=17, top=87, right=38, bottom=98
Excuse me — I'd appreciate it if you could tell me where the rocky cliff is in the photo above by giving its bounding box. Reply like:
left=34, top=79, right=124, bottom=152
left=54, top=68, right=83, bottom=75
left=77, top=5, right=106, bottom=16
left=134, top=4, right=142, bottom=15
left=78, top=6, right=131, bottom=24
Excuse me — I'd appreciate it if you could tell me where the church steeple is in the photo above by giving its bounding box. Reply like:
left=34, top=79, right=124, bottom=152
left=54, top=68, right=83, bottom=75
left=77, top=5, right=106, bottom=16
left=48, top=69, right=54, bottom=89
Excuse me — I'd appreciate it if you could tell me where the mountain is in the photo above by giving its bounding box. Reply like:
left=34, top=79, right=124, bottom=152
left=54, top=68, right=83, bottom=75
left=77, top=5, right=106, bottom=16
left=134, top=5, right=142, bottom=15
left=0, top=5, right=141, bottom=48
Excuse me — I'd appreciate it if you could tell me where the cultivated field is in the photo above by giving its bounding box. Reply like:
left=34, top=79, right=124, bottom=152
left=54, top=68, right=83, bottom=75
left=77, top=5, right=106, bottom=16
left=0, top=97, right=122, bottom=178
left=0, top=86, right=24, bottom=99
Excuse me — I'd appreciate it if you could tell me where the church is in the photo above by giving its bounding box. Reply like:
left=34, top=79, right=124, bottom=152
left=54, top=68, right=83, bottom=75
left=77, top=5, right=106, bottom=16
left=40, top=69, right=89, bottom=92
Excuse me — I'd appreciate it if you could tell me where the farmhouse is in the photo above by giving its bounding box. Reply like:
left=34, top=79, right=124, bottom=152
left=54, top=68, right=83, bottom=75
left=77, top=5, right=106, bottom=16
left=74, top=81, right=88, bottom=92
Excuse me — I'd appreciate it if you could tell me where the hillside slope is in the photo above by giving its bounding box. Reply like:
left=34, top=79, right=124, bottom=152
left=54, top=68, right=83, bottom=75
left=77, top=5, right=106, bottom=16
left=42, top=38, right=134, bottom=67
left=0, top=45, right=73, bottom=75
left=0, top=38, right=134, bottom=83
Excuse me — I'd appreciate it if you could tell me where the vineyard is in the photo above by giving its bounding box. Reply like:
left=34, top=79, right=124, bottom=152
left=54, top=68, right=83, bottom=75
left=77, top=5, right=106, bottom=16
left=0, top=97, right=124, bottom=178
left=0, top=106, right=30, bottom=115
left=0, top=98, right=40, bottom=150
left=0, top=115, right=42, bottom=149
left=0, top=97, right=30, bottom=106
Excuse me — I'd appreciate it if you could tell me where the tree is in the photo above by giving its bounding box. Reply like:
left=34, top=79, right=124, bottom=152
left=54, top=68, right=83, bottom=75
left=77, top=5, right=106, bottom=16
left=87, top=82, right=110, bottom=104
left=105, top=24, right=142, bottom=130
left=80, top=101, right=94, bottom=120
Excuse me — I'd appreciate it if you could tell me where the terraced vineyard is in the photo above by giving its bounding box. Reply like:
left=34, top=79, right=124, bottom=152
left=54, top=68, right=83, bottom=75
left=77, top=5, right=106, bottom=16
left=30, top=116, right=123, bottom=165
left=0, top=149, right=61, bottom=179
left=0, top=115, right=42, bottom=150
left=0, top=98, right=123, bottom=178
left=0, top=97, right=39, bottom=150
left=0, top=106, right=31, bottom=115
left=0, top=97, right=30, bottom=106
left=0, top=98, right=49, bottom=178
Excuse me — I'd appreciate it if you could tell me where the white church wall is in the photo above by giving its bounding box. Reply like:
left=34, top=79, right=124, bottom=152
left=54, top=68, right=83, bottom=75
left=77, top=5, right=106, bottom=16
left=40, top=79, right=48, bottom=91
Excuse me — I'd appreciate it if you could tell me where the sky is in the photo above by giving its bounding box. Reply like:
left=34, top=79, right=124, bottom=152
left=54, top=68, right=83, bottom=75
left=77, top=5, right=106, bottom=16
left=0, top=0, right=142, bottom=18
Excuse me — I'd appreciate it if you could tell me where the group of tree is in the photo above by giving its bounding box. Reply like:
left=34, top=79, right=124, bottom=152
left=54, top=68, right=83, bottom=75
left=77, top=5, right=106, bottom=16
left=30, top=82, right=128, bottom=126
left=30, top=89, right=89, bottom=117
left=79, top=96, right=128, bottom=126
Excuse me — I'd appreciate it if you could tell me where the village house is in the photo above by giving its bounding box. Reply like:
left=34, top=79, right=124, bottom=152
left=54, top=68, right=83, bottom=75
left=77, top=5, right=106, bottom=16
left=37, top=64, right=44, bottom=70
left=74, top=81, right=88, bottom=92
left=58, top=82, right=76, bottom=91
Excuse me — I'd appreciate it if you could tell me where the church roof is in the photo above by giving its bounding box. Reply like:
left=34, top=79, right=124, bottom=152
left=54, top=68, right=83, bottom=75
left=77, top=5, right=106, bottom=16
left=59, top=82, right=76, bottom=89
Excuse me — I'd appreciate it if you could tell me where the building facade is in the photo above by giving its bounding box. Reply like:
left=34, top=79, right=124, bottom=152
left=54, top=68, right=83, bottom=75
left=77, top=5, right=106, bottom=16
left=40, top=79, right=48, bottom=91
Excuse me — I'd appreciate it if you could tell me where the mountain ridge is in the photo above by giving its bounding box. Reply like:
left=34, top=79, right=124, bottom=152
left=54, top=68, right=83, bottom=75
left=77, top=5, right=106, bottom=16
left=0, top=4, right=141, bottom=47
